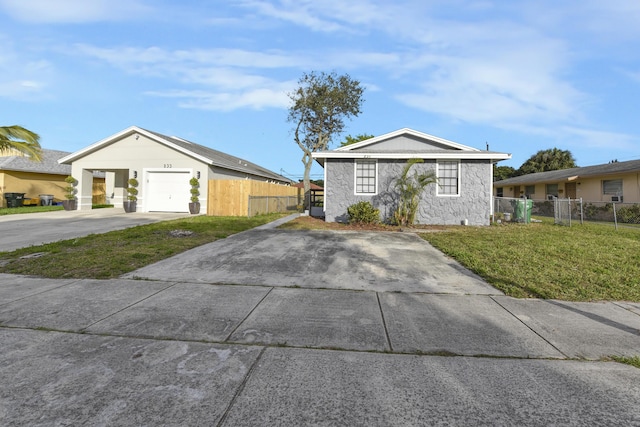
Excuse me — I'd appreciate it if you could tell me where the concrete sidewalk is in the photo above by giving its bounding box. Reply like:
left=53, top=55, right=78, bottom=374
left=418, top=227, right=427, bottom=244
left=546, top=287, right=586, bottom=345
left=1, top=220, right=640, bottom=425
left=1, top=273, right=640, bottom=425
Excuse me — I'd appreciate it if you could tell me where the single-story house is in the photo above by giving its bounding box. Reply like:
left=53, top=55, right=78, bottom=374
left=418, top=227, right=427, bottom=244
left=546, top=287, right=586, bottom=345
left=493, top=159, right=640, bottom=203
left=312, top=128, right=511, bottom=225
left=58, top=126, right=292, bottom=213
left=1, top=148, right=105, bottom=208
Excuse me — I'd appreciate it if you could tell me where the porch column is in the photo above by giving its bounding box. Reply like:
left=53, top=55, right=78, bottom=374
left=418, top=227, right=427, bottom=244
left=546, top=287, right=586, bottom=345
left=113, top=171, right=128, bottom=209
left=77, top=169, right=94, bottom=210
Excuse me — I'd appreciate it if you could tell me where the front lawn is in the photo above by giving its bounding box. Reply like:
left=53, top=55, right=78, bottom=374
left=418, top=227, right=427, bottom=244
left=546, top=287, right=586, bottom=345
left=0, top=214, right=284, bottom=279
left=420, top=220, right=640, bottom=301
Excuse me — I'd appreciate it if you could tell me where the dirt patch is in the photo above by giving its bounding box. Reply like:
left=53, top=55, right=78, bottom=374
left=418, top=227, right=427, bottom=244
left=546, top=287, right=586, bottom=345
left=278, top=215, right=453, bottom=233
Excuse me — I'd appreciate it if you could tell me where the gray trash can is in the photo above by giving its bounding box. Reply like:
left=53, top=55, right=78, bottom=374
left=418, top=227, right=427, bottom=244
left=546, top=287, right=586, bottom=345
left=39, top=194, right=54, bottom=206
left=4, top=192, right=25, bottom=208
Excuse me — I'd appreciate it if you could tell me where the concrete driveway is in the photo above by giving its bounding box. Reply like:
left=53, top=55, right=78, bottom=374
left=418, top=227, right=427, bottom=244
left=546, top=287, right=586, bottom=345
left=0, top=208, right=193, bottom=252
left=2, top=217, right=640, bottom=425
left=124, top=229, right=499, bottom=294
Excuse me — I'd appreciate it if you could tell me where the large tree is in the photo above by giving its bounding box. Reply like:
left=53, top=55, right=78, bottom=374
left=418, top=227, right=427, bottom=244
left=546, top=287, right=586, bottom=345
left=0, top=125, right=42, bottom=161
left=340, top=133, right=374, bottom=147
left=288, top=71, right=364, bottom=206
left=517, top=148, right=577, bottom=175
left=493, top=165, right=517, bottom=181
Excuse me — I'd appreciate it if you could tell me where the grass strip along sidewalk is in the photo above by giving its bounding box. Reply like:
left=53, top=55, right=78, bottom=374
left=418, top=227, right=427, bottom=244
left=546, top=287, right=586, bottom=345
left=0, top=214, right=283, bottom=279
left=2, top=213, right=639, bottom=302
left=420, top=220, right=640, bottom=302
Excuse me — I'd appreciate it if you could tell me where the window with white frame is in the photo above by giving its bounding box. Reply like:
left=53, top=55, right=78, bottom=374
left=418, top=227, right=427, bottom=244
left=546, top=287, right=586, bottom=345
left=437, top=161, right=459, bottom=195
left=355, top=159, right=377, bottom=194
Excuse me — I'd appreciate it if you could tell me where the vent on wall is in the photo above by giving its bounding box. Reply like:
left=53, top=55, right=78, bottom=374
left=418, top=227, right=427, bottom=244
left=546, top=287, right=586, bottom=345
left=612, top=195, right=623, bottom=202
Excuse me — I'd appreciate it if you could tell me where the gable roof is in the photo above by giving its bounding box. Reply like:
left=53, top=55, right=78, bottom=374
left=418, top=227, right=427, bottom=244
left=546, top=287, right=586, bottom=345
left=494, top=159, right=640, bottom=186
left=0, top=149, right=71, bottom=175
left=312, top=128, right=511, bottom=166
left=59, top=126, right=292, bottom=183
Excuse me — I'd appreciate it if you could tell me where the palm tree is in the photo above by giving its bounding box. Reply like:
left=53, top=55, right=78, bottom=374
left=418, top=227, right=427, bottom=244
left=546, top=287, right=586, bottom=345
left=0, top=125, right=42, bottom=161
left=393, top=159, right=437, bottom=226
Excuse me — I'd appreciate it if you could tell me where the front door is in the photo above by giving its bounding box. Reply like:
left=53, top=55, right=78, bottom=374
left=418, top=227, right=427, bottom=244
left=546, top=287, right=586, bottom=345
left=513, top=185, right=520, bottom=197
left=565, top=182, right=577, bottom=199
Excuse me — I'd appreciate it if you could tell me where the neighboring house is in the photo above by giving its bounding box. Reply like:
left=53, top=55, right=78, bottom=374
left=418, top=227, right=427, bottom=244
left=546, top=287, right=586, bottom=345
left=493, top=159, right=640, bottom=203
left=312, top=128, right=511, bottom=225
left=59, top=126, right=292, bottom=213
left=0, top=148, right=105, bottom=207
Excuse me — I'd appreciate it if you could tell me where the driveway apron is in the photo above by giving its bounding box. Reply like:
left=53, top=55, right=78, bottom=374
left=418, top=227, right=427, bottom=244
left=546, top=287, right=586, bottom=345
left=124, top=229, right=500, bottom=295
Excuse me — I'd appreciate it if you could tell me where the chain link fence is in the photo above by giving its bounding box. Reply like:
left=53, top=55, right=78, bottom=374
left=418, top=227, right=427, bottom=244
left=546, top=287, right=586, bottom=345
left=493, top=197, right=640, bottom=230
left=247, top=195, right=301, bottom=217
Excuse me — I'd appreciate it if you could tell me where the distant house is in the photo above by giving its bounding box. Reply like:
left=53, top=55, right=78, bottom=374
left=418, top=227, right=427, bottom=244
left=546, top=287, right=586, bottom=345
left=313, top=128, right=511, bottom=225
left=0, top=149, right=105, bottom=207
left=59, top=126, right=292, bottom=213
left=493, top=159, right=640, bottom=203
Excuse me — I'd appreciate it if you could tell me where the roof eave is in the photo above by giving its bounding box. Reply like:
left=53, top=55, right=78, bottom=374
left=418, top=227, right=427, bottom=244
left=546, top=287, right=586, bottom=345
left=58, top=126, right=215, bottom=166
left=313, top=152, right=511, bottom=161
left=335, top=128, right=482, bottom=152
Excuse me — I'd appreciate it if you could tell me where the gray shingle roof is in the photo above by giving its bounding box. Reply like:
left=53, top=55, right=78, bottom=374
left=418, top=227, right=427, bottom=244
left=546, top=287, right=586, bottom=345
left=495, top=159, right=640, bottom=186
left=142, top=129, right=292, bottom=183
left=0, top=149, right=71, bottom=175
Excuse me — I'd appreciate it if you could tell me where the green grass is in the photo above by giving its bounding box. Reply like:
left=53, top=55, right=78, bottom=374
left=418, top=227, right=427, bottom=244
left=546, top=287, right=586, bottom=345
left=420, top=219, right=640, bottom=301
left=0, top=205, right=64, bottom=215
left=612, top=356, right=640, bottom=369
left=0, top=214, right=284, bottom=279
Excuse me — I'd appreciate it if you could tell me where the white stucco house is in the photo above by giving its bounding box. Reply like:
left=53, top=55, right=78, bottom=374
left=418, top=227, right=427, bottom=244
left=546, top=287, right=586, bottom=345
left=59, top=126, right=291, bottom=213
left=312, top=128, right=511, bottom=225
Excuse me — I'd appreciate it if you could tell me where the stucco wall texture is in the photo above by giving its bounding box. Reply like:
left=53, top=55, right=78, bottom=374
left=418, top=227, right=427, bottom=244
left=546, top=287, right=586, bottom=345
left=324, top=159, right=492, bottom=226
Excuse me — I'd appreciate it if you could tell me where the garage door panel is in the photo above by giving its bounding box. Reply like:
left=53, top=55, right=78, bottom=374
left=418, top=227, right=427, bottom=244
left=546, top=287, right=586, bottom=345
left=146, top=171, right=191, bottom=212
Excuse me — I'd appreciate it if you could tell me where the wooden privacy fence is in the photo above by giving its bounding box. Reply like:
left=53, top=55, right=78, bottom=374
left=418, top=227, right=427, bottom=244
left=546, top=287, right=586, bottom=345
left=207, top=180, right=300, bottom=216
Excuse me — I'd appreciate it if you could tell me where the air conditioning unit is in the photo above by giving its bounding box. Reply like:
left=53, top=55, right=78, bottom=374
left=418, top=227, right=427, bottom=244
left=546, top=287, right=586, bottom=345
left=547, top=194, right=555, bottom=201
left=611, top=195, right=623, bottom=202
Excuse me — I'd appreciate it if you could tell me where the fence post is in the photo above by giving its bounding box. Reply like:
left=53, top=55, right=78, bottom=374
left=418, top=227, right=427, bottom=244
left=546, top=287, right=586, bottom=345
left=579, top=198, right=584, bottom=225
left=613, top=202, right=618, bottom=230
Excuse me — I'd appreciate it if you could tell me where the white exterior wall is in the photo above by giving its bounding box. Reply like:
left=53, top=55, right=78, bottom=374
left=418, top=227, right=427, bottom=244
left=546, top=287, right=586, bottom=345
left=70, top=133, right=208, bottom=212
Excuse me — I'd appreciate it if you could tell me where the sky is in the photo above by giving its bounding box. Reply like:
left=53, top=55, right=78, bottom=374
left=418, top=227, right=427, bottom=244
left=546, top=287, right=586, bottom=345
left=1, top=0, right=639, bottom=181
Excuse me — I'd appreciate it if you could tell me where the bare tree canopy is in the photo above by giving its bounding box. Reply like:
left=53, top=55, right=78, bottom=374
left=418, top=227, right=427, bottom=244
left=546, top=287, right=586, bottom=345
left=0, top=125, right=42, bottom=161
left=288, top=71, right=364, bottom=206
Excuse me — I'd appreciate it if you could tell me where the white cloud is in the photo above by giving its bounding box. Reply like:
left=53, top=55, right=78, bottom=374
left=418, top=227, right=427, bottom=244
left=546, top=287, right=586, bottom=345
left=0, top=36, right=51, bottom=99
left=145, top=86, right=292, bottom=112
left=0, top=0, right=152, bottom=23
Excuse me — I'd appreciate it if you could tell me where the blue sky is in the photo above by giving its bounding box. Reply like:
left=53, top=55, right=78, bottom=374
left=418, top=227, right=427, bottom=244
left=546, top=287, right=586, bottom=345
left=1, top=0, right=639, bottom=181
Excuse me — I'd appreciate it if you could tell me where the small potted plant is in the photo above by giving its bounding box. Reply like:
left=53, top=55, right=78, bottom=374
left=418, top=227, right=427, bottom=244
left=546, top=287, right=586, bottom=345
left=189, top=176, right=200, bottom=214
left=124, top=178, right=138, bottom=213
left=63, top=175, right=78, bottom=211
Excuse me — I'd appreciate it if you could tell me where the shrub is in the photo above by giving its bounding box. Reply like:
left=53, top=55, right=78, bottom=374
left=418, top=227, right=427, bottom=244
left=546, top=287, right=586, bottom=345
left=347, top=201, right=380, bottom=224
left=617, top=204, right=640, bottom=224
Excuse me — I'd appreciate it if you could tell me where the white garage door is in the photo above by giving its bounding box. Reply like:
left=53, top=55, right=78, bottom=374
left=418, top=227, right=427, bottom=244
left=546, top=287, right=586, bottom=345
left=146, top=171, right=191, bottom=212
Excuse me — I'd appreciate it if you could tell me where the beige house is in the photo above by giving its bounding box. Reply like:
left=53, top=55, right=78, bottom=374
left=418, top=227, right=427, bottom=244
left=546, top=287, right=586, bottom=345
left=59, top=126, right=291, bottom=213
left=1, top=148, right=105, bottom=208
left=494, top=159, right=640, bottom=203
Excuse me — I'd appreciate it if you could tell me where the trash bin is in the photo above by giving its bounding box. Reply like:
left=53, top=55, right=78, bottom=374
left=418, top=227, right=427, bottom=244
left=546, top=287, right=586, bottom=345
left=39, top=194, right=54, bottom=206
left=515, top=199, right=533, bottom=223
left=4, top=192, right=25, bottom=208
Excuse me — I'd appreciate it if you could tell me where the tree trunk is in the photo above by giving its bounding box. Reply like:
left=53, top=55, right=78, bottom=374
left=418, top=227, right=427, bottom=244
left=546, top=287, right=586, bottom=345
left=301, top=150, right=312, bottom=209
